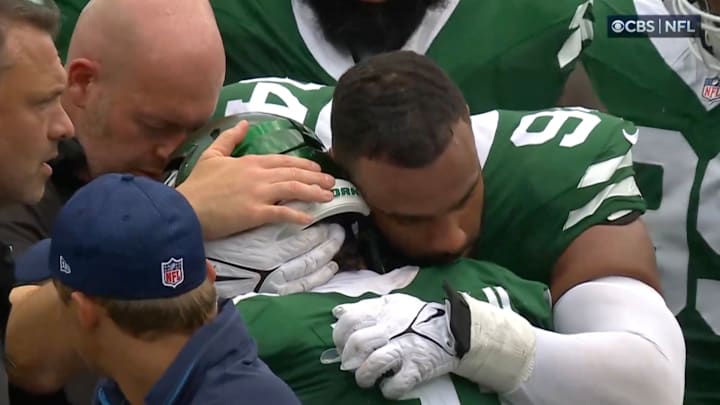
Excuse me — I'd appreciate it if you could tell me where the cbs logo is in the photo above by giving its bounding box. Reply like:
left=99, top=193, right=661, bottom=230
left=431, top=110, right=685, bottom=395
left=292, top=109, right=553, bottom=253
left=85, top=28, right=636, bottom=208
left=609, top=18, right=655, bottom=33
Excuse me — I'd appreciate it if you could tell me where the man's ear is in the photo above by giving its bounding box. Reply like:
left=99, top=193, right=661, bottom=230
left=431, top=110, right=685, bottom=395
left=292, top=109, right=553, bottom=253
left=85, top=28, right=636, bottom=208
left=206, top=260, right=216, bottom=283
left=65, top=58, right=100, bottom=109
left=70, top=291, right=101, bottom=332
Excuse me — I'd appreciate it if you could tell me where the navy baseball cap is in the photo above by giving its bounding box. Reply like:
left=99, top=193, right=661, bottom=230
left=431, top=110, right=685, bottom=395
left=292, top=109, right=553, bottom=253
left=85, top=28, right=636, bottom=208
left=47, top=173, right=207, bottom=299
left=14, top=239, right=52, bottom=284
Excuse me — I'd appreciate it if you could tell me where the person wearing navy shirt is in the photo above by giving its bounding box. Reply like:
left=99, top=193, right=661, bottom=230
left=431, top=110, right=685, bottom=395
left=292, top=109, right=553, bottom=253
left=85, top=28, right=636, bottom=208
left=20, top=173, right=300, bottom=405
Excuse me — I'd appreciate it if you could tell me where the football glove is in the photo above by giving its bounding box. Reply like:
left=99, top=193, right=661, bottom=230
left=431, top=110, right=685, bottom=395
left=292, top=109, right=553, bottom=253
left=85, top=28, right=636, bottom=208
left=332, top=287, right=537, bottom=399
left=206, top=219, right=346, bottom=297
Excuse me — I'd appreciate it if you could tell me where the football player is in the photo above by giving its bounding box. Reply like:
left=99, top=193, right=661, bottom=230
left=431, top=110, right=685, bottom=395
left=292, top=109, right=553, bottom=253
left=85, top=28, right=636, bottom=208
left=236, top=259, right=554, bottom=405
left=204, top=52, right=685, bottom=404
left=53, top=0, right=600, bottom=114
left=163, top=110, right=555, bottom=405
left=580, top=0, right=720, bottom=402
left=215, top=0, right=601, bottom=113
left=14, top=109, right=558, bottom=405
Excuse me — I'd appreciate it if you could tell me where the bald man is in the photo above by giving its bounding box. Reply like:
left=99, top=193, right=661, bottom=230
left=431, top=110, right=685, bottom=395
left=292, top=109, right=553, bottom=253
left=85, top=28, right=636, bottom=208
left=0, top=0, right=340, bottom=404
left=63, top=0, right=224, bottom=180
left=0, top=0, right=335, bottom=254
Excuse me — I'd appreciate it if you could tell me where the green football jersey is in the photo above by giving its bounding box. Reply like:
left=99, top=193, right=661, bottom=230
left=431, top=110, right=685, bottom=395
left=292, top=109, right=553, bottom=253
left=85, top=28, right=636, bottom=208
left=53, top=0, right=591, bottom=112
left=234, top=259, right=552, bottom=405
left=210, top=0, right=594, bottom=113
left=583, top=0, right=720, bottom=402
left=55, top=0, right=86, bottom=62
left=215, top=78, right=645, bottom=285
left=213, top=77, right=335, bottom=147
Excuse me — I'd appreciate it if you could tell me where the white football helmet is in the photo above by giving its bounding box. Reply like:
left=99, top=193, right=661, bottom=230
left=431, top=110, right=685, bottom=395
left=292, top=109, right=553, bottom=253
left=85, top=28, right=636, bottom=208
left=165, top=112, right=370, bottom=297
left=206, top=178, right=370, bottom=297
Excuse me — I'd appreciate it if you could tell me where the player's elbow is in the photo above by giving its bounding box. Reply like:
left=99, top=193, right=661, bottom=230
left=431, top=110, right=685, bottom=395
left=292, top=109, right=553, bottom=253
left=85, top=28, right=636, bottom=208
left=553, top=277, right=685, bottom=404
left=626, top=330, right=685, bottom=405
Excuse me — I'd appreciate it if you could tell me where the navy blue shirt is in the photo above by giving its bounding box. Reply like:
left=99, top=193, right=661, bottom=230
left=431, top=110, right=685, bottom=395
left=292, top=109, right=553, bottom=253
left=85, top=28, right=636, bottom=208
left=93, top=300, right=300, bottom=405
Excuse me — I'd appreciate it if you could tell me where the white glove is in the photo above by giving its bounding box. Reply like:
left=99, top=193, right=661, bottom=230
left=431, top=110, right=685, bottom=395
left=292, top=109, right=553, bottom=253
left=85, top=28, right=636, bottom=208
left=331, top=294, right=459, bottom=399
left=205, top=222, right=345, bottom=297
left=332, top=291, right=537, bottom=399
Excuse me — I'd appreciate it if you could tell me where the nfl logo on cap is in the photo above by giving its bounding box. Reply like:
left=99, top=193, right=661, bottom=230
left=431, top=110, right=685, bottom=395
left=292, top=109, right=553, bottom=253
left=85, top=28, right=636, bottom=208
left=161, top=258, right=185, bottom=288
left=702, top=76, right=720, bottom=102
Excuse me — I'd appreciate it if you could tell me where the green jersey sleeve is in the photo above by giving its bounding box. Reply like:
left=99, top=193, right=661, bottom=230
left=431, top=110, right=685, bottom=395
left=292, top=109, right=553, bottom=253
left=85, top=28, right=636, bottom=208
left=235, top=260, right=551, bottom=405
left=211, top=0, right=336, bottom=85
left=582, top=2, right=720, bottom=401
left=210, top=0, right=594, bottom=112
left=474, top=108, right=646, bottom=283
left=214, top=77, right=335, bottom=147
left=431, top=0, right=594, bottom=112
left=53, top=0, right=594, bottom=112
left=55, top=0, right=88, bottom=63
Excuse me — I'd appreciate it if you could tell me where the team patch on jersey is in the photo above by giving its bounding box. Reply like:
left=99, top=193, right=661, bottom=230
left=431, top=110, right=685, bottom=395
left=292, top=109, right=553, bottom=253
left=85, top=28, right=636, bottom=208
left=161, top=258, right=185, bottom=288
left=702, top=76, right=720, bottom=102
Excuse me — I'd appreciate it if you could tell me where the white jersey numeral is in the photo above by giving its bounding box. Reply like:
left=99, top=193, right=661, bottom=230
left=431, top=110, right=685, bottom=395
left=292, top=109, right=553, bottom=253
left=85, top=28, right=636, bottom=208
left=223, top=78, right=333, bottom=148
left=632, top=126, right=720, bottom=334
left=509, top=108, right=640, bottom=230
left=510, top=108, right=601, bottom=148
left=225, top=81, right=310, bottom=123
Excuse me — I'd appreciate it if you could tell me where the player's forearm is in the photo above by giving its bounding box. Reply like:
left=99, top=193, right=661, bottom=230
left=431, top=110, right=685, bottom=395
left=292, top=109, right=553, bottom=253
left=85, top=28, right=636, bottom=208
left=501, top=277, right=684, bottom=405
left=556, top=62, right=607, bottom=112
left=5, top=283, right=85, bottom=393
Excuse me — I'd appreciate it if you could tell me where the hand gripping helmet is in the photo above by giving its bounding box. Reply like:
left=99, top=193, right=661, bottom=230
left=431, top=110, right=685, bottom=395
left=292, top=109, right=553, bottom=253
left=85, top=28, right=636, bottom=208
left=672, top=0, right=720, bottom=70
left=163, top=112, right=370, bottom=238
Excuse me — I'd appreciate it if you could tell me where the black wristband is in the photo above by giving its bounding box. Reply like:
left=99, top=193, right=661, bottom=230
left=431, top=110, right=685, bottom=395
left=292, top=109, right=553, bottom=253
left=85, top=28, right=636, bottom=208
left=443, top=280, right=472, bottom=358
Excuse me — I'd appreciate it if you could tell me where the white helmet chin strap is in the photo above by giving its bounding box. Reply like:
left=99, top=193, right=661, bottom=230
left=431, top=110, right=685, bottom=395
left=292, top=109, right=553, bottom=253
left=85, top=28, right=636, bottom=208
left=672, top=0, right=720, bottom=71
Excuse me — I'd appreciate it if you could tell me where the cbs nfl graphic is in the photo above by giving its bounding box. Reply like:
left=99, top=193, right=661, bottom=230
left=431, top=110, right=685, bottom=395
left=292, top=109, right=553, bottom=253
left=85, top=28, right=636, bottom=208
left=608, top=14, right=700, bottom=37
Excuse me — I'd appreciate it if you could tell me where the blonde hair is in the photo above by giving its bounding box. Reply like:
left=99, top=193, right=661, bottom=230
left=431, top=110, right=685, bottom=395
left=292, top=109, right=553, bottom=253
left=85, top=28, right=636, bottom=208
left=53, top=278, right=217, bottom=340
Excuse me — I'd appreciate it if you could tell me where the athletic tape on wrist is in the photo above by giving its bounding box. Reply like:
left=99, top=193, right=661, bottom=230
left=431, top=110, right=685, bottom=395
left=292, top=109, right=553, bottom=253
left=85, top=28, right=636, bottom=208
left=453, top=292, right=537, bottom=393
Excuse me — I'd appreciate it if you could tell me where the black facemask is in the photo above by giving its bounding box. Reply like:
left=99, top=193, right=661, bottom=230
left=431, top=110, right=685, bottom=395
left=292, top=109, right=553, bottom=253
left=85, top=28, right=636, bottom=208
left=303, top=0, right=447, bottom=61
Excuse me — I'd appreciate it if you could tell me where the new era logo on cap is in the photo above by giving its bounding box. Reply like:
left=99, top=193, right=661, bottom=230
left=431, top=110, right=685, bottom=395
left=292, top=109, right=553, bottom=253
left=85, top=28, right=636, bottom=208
left=161, top=258, right=185, bottom=288
left=59, top=256, right=71, bottom=274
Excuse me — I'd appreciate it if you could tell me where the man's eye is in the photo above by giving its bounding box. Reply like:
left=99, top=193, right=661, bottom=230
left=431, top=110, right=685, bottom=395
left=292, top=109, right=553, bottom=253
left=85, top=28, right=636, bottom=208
left=36, top=97, right=58, bottom=107
left=143, top=123, right=167, bottom=133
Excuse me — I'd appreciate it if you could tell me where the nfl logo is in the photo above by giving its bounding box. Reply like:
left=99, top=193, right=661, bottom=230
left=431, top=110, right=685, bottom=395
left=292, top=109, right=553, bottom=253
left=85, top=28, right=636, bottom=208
left=161, top=258, right=185, bottom=288
left=702, top=76, right=720, bottom=102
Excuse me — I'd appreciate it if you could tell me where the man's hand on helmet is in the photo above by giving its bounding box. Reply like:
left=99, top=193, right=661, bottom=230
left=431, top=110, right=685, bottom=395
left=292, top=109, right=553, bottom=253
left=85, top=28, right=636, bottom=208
left=169, top=112, right=370, bottom=295
left=205, top=221, right=346, bottom=297
left=175, top=120, right=336, bottom=240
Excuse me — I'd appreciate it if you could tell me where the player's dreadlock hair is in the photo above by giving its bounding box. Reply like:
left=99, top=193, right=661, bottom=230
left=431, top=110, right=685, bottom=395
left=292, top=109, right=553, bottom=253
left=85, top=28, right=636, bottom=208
left=331, top=50, right=469, bottom=169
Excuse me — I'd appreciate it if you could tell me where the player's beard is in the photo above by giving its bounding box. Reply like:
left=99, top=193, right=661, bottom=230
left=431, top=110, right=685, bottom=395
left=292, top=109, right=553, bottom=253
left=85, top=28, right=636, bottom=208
left=388, top=233, right=475, bottom=268
left=410, top=248, right=469, bottom=267
left=303, top=0, right=448, bottom=58
left=400, top=229, right=478, bottom=267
